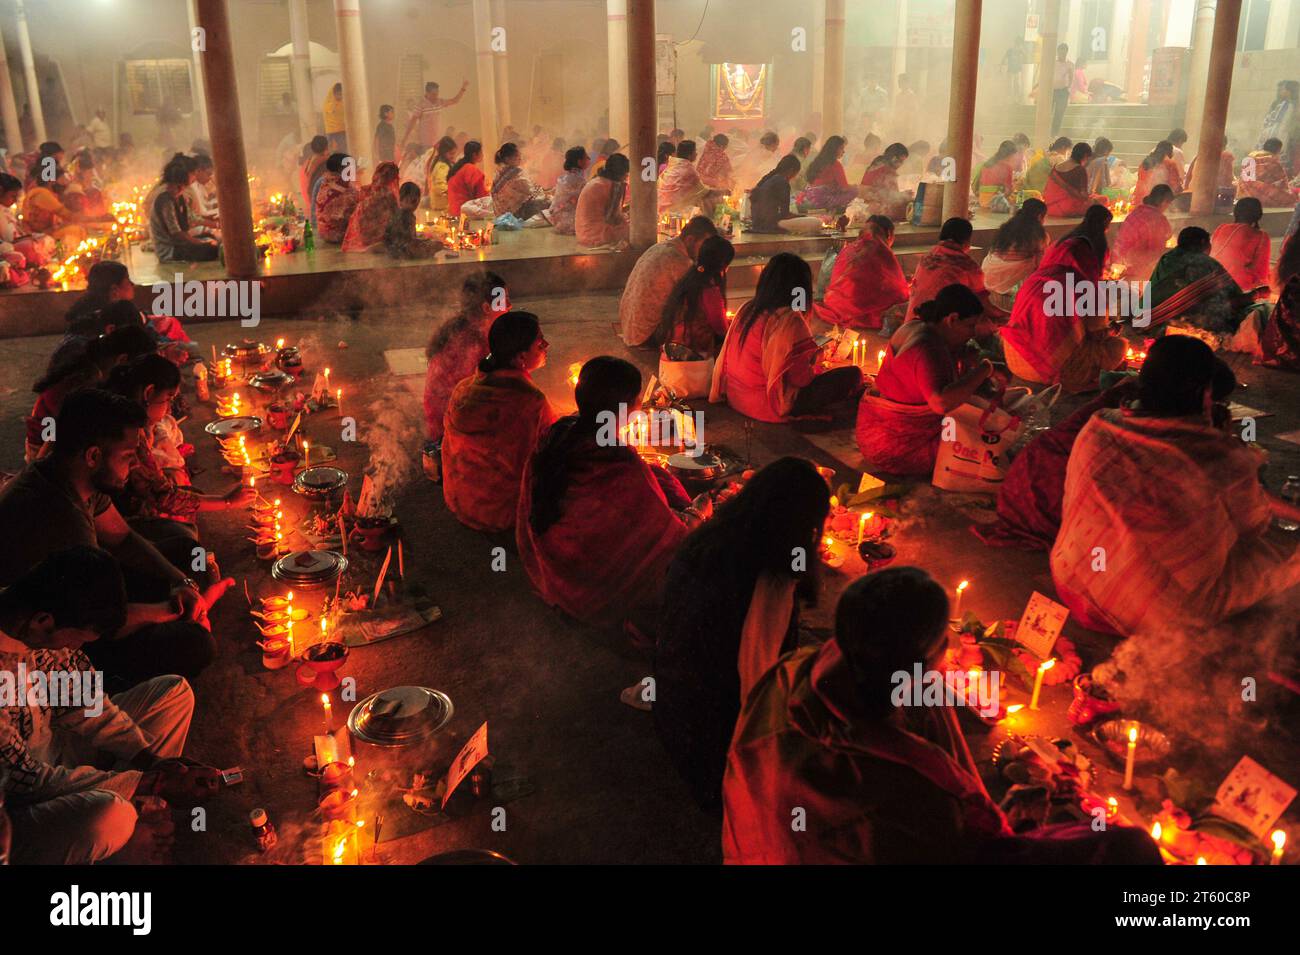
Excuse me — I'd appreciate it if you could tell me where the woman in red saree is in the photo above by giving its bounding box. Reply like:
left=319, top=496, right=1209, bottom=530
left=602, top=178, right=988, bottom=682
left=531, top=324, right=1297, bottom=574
left=712, top=254, right=863, bottom=422
left=1262, top=232, right=1300, bottom=370
left=342, top=162, right=400, bottom=252
left=517, top=357, right=706, bottom=628
left=818, top=215, right=910, bottom=330
left=1043, top=142, right=1095, bottom=217
left=982, top=199, right=1049, bottom=311
left=856, top=285, right=994, bottom=476
left=1001, top=205, right=1127, bottom=393
left=859, top=142, right=911, bottom=220
left=442, top=312, right=556, bottom=533
left=423, top=272, right=510, bottom=444
left=696, top=133, right=734, bottom=192
left=313, top=154, right=359, bottom=244
left=904, top=218, right=994, bottom=323
left=446, top=141, right=489, bottom=216
left=1132, top=141, right=1182, bottom=205
left=659, top=235, right=733, bottom=356
left=973, top=140, right=1020, bottom=210
left=1237, top=139, right=1295, bottom=208
left=797, top=136, right=858, bottom=211
left=1211, top=197, right=1271, bottom=293
left=1110, top=184, right=1174, bottom=281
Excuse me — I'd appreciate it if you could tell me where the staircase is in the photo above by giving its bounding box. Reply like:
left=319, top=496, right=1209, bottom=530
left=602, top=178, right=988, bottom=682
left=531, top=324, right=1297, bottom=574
left=977, top=102, right=1186, bottom=167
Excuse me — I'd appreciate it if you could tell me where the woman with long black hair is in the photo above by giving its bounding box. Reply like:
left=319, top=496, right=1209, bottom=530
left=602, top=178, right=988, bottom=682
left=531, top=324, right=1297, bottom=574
left=446, top=140, right=488, bottom=216
left=658, top=235, right=734, bottom=355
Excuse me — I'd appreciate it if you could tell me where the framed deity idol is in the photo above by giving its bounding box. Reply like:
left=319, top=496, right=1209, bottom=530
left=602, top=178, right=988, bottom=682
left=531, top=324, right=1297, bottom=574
left=712, top=63, right=769, bottom=120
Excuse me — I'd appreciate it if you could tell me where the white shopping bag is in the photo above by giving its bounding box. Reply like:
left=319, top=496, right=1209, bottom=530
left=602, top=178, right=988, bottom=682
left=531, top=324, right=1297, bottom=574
left=658, top=349, right=715, bottom=400
left=931, top=395, right=1025, bottom=494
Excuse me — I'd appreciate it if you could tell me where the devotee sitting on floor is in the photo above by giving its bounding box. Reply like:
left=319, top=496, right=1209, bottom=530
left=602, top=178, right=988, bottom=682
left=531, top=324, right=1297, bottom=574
left=1133, top=140, right=1182, bottom=204
left=722, top=566, right=1162, bottom=864
left=384, top=183, right=440, bottom=259
left=1043, top=142, right=1096, bottom=217
left=0, top=172, right=52, bottom=282
left=1237, top=137, right=1296, bottom=208
left=424, top=136, right=458, bottom=215
left=655, top=140, right=675, bottom=179
left=398, top=142, right=427, bottom=191
left=517, top=357, right=708, bottom=629
left=747, top=156, right=821, bottom=234
left=423, top=271, right=510, bottom=448
left=21, top=169, right=90, bottom=248
left=1262, top=231, right=1300, bottom=370
left=658, top=140, right=724, bottom=217
left=1211, top=197, right=1271, bottom=294
left=150, top=156, right=220, bottom=263
left=313, top=153, right=359, bottom=244
left=904, top=218, right=995, bottom=324
left=859, top=142, right=911, bottom=220
left=342, top=161, right=400, bottom=252
left=0, top=547, right=221, bottom=865
left=658, top=235, right=734, bottom=357
left=545, top=147, right=590, bottom=235
left=1148, top=227, right=1266, bottom=349
left=446, top=141, right=488, bottom=217
left=183, top=153, right=219, bottom=234
left=65, top=262, right=195, bottom=358
left=856, top=284, right=993, bottom=476
left=818, top=215, right=909, bottom=330
left=696, top=133, right=734, bottom=192
left=1085, top=137, right=1114, bottom=195
left=1023, top=137, right=1071, bottom=193
left=1001, top=204, right=1126, bottom=393
left=574, top=154, right=630, bottom=249
left=586, top=138, right=620, bottom=181
left=0, top=389, right=218, bottom=688
left=655, top=457, right=829, bottom=814
left=711, top=253, right=863, bottom=422
left=981, top=199, right=1049, bottom=312
left=534, top=137, right=566, bottom=191
left=797, top=135, right=858, bottom=211
left=1185, top=146, right=1237, bottom=201
left=67, top=153, right=110, bottom=221
left=442, top=312, right=555, bottom=533
left=619, top=215, right=717, bottom=347
left=973, top=140, right=1020, bottom=211
left=1110, top=184, right=1175, bottom=281
left=299, top=135, right=329, bottom=210
left=1052, top=336, right=1300, bottom=636
left=734, top=130, right=780, bottom=193
left=491, top=142, right=548, bottom=221
left=789, top=137, right=814, bottom=192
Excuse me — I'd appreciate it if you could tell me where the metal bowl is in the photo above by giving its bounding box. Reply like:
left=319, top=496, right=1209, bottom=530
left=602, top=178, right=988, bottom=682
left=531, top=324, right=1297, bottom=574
left=1092, top=719, right=1172, bottom=767
left=270, top=549, right=348, bottom=589
left=204, top=415, right=263, bottom=437
left=249, top=369, right=296, bottom=391
left=667, top=451, right=723, bottom=483
left=348, top=686, right=455, bottom=748
left=293, top=466, right=349, bottom=500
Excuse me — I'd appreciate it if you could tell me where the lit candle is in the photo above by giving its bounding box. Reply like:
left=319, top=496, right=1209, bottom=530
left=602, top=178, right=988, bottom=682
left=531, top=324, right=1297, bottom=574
left=1151, top=820, right=1162, bottom=840
left=1196, top=857, right=1207, bottom=865
left=952, top=579, right=969, bottom=620
left=877, top=348, right=887, bottom=371
left=302, top=440, right=309, bottom=468
left=1029, top=657, right=1056, bottom=710
left=857, top=512, right=870, bottom=546
left=337, top=389, right=343, bottom=417
left=324, top=367, right=331, bottom=390
left=276, top=338, right=285, bottom=350
left=320, top=616, right=328, bottom=639
left=1271, top=829, right=1286, bottom=865
left=285, top=619, right=294, bottom=657
left=1123, top=724, right=1138, bottom=790
left=322, top=693, right=333, bottom=732
left=1003, top=702, right=1024, bottom=726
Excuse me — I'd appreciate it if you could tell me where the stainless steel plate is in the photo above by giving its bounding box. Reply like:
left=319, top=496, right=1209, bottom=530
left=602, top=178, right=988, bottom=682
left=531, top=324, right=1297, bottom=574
left=348, top=686, right=455, bottom=747
left=270, top=549, right=348, bottom=587
left=204, top=415, right=263, bottom=436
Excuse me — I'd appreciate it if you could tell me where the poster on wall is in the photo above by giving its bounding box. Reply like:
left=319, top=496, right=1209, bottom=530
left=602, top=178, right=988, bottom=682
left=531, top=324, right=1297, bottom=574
left=711, top=63, right=769, bottom=120
left=656, top=35, right=677, bottom=96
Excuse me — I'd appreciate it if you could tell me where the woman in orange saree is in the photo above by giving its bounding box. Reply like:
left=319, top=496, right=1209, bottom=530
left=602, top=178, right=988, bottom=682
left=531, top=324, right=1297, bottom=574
left=342, top=162, right=400, bottom=252
left=1043, top=142, right=1096, bottom=217
left=442, top=312, right=556, bottom=533
left=904, top=218, right=994, bottom=323
left=1132, top=141, right=1182, bottom=204
left=1211, top=198, right=1272, bottom=293
left=818, top=216, right=910, bottom=330
left=1110, top=184, right=1174, bottom=281
left=859, top=143, right=911, bottom=220
left=1237, top=139, right=1295, bottom=208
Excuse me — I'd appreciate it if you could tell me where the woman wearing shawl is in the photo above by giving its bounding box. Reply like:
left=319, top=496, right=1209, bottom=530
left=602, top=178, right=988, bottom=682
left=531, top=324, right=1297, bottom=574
left=1237, top=138, right=1296, bottom=208
left=342, top=161, right=400, bottom=252
left=696, top=133, right=735, bottom=192
left=1052, top=336, right=1300, bottom=636
left=313, top=153, right=359, bottom=244
left=659, top=235, right=734, bottom=356
left=859, top=142, right=911, bottom=220
left=1085, top=137, right=1115, bottom=195
left=982, top=199, right=1049, bottom=311
left=904, top=218, right=995, bottom=323
left=1023, top=137, right=1071, bottom=193
left=658, top=140, right=723, bottom=217
left=574, top=154, right=630, bottom=249
left=1043, top=142, right=1096, bottom=217
left=856, top=285, right=994, bottom=476
left=1133, top=141, right=1182, bottom=204
left=491, top=142, right=548, bottom=220
left=973, top=140, right=1020, bottom=210
left=712, top=254, right=863, bottom=422
left=1001, top=204, right=1127, bottom=393
left=1262, top=232, right=1300, bottom=370
left=818, top=215, right=910, bottom=330
left=424, top=136, right=458, bottom=215
left=544, top=146, right=590, bottom=235
left=1211, top=198, right=1272, bottom=293
left=797, top=136, right=857, bottom=211
left=655, top=458, right=829, bottom=813
left=446, top=141, right=489, bottom=216
left=442, top=312, right=556, bottom=533
left=1110, top=184, right=1174, bottom=281
left=423, top=272, right=510, bottom=442
left=1148, top=227, right=1261, bottom=338
left=517, top=357, right=707, bottom=628
left=298, top=136, right=329, bottom=210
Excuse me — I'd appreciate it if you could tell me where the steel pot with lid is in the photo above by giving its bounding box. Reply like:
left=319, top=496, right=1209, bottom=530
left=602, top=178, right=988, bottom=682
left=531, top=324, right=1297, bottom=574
left=347, top=686, right=457, bottom=786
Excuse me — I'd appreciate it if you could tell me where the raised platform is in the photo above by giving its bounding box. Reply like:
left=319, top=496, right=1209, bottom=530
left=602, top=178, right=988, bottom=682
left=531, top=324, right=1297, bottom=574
left=1, top=206, right=1292, bottom=339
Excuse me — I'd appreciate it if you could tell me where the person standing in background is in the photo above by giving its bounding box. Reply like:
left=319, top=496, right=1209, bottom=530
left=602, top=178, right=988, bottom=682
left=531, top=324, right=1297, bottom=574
left=374, top=105, right=398, bottom=166
left=324, top=83, right=347, bottom=152
left=1052, top=44, right=1073, bottom=137
left=402, top=80, right=469, bottom=152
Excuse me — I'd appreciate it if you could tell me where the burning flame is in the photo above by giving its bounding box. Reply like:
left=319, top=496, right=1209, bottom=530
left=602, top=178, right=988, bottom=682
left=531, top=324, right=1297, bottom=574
left=1151, top=821, right=1163, bottom=840
left=1272, top=829, right=1287, bottom=851
left=956, top=580, right=969, bottom=595
left=1038, top=658, right=1057, bottom=674
left=1128, top=725, right=1139, bottom=744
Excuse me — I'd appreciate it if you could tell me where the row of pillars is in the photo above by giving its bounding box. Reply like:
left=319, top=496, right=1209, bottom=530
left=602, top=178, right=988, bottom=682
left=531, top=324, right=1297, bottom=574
left=2, top=0, right=1247, bottom=278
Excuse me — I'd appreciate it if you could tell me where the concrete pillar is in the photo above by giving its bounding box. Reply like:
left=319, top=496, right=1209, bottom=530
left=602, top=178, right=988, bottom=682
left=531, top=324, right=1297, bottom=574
left=1183, top=0, right=1216, bottom=155
left=0, top=20, right=24, bottom=154
left=627, top=0, right=657, bottom=249
left=288, top=0, right=316, bottom=143
left=1126, top=0, right=1150, bottom=101
left=607, top=0, right=629, bottom=145
left=943, top=0, right=982, bottom=222
left=491, top=0, right=512, bottom=132
left=823, top=0, right=846, bottom=136
left=186, top=0, right=210, bottom=138
left=1264, top=0, right=1300, bottom=49
left=14, top=0, right=45, bottom=143
left=812, top=0, right=825, bottom=122
left=891, top=0, right=909, bottom=110
left=1189, top=0, right=1242, bottom=215
left=1033, top=0, right=1061, bottom=146
left=1107, top=0, right=1133, bottom=81
left=472, top=0, right=499, bottom=167
left=194, top=0, right=258, bottom=279
left=333, top=0, right=373, bottom=169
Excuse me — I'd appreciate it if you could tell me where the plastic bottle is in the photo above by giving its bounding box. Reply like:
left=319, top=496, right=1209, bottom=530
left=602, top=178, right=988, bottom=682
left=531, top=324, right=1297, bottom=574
left=303, top=218, right=315, bottom=252
left=1278, top=475, right=1300, bottom=532
left=250, top=808, right=278, bottom=852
